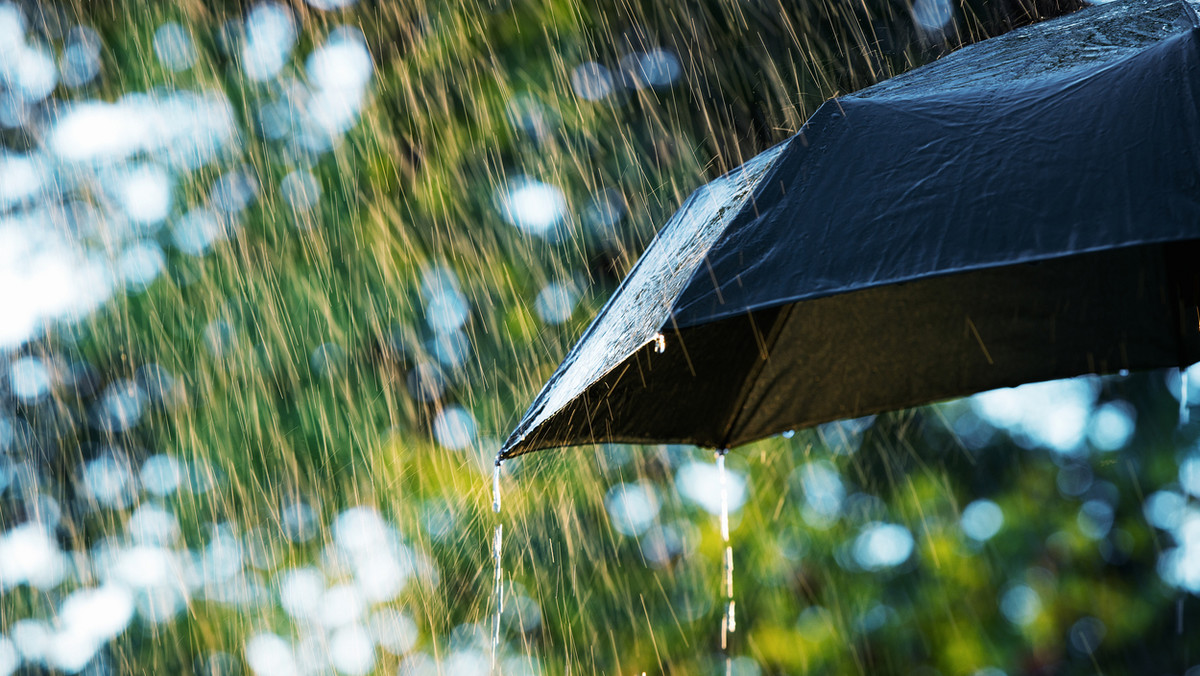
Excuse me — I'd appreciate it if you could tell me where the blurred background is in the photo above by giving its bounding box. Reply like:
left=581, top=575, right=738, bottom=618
left=6, top=0, right=1200, bottom=674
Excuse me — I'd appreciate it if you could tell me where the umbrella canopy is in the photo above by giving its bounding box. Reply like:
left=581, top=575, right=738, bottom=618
left=500, top=0, right=1200, bottom=460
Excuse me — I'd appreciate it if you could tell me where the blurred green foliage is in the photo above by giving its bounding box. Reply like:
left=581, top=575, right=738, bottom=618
left=13, top=0, right=1200, bottom=675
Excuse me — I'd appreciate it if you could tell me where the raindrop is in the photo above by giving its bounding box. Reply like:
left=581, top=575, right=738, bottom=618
left=280, top=169, right=321, bottom=212
left=1181, top=455, right=1200, bottom=497
left=1000, top=584, right=1041, bottom=625
left=533, top=282, right=578, bottom=324
left=640, top=524, right=684, bottom=567
left=421, top=501, right=457, bottom=541
left=127, top=503, right=180, bottom=544
left=1144, top=490, right=1186, bottom=530
left=369, top=608, right=418, bottom=655
left=584, top=188, right=625, bottom=236
left=676, top=460, right=747, bottom=516
left=1089, top=400, right=1135, bottom=451
left=307, top=0, right=358, bottom=9
left=0, top=4, right=25, bottom=46
left=621, top=49, right=681, bottom=88
left=0, top=636, right=16, bottom=676
left=9, top=356, right=51, bottom=402
left=84, top=453, right=136, bottom=508
left=793, top=460, right=845, bottom=521
left=10, top=42, right=57, bottom=103
left=433, top=405, right=476, bottom=450
left=281, top=500, right=318, bottom=542
left=353, top=547, right=411, bottom=602
left=140, top=454, right=183, bottom=497
left=604, top=482, right=659, bottom=536
left=973, top=379, right=1097, bottom=453
left=117, top=164, right=173, bottom=225
left=60, top=26, right=101, bottom=88
left=502, top=588, right=543, bottom=633
left=59, top=584, right=135, bottom=644
left=497, top=177, right=566, bottom=237
left=203, top=319, right=237, bottom=358
left=119, top=242, right=165, bottom=291
left=506, top=93, right=554, bottom=141
left=1078, top=499, right=1114, bottom=540
left=912, top=0, right=955, bottom=33
left=245, top=633, right=299, bottom=676
left=171, top=208, right=227, bottom=256
left=241, top=3, right=297, bottom=82
left=305, top=27, right=373, bottom=136
left=727, top=657, right=762, bottom=676
left=858, top=604, right=894, bottom=633
left=1069, top=616, right=1106, bottom=654
left=210, top=167, right=259, bottom=214
left=95, top=379, right=147, bottom=431
left=310, top=342, right=346, bottom=377
left=154, top=22, right=196, bottom=72
left=136, top=363, right=180, bottom=405
left=853, top=522, right=914, bottom=570
left=138, top=584, right=186, bottom=624
left=420, top=265, right=469, bottom=333
left=427, top=330, right=470, bottom=369
left=1057, top=462, right=1093, bottom=497
left=329, top=625, right=375, bottom=675
left=0, top=154, right=42, bottom=208
left=571, top=61, right=613, bottom=101
left=278, top=566, right=325, bottom=622
left=961, top=499, right=1004, bottom=541
left=10, top=620, right=49, bottom=663
left=334, top=507, right=393, bottom=557
left=406, top=363, right=446, bottom=402
left=397, top=653, right=436, bottom=676
left=0, top=522, right=65, bottom=589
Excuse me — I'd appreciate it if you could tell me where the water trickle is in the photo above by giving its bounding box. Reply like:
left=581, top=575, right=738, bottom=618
left=716, top=449, right=735, bottom=669
left=492, top=522, right=504, bottom=672
left=1181, top=369, right=1190, bottom=427
left=717, top=452, right=729, bottom=542
left=492, top=460, right=502, bottom=513
left=491, top=458, right=504, bottom=673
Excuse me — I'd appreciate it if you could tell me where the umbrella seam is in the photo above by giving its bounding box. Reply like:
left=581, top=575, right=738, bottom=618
left=717, top=304, right=797, bottom=449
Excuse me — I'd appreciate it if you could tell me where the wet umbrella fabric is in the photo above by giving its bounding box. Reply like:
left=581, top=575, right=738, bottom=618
left=501, top=0, right=1200, bottom=460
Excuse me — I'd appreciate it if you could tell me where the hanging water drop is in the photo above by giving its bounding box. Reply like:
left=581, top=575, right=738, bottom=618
left=652, top=332, right=666, bottom=353
left=493, top=459, right=503, bottom=513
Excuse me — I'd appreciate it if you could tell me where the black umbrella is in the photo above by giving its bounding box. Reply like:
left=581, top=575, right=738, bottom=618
left=500, top=0, right=1200, bottom=461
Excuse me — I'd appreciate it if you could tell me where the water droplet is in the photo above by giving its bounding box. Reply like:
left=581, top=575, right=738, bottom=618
left=153, top=22, right=196, bottom=72
left=571, top=61, right=614, bottom=101
left=241, top=3, right=297, bottom=82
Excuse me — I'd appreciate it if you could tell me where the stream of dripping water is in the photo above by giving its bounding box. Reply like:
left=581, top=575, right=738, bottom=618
left=492, top=460, right=504, bottom=674
left=717, top=450, right=735, bottom=675
left=1181, top=369, right=1190, bottom=426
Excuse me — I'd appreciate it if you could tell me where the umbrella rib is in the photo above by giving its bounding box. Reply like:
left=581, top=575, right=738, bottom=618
left=716, top=304, right=797, bottom=449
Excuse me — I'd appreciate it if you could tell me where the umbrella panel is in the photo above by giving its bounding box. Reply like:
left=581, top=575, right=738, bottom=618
left=502, top=241, right=1200, bottom=457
